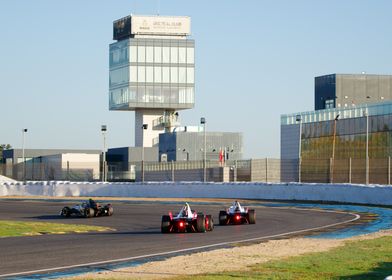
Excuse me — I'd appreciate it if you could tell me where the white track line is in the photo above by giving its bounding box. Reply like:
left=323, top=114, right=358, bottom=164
left=0, top=210, right=360, bottom=278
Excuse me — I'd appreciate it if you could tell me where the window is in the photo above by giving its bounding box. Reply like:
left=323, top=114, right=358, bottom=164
left=186, top=87, right=194, bottom=103
left=130, top=46, right=137, bottom=62
left=187, top=48, right=194, bottom=64
left=162, top=47, right=170, bottom=63
left=154, top=66, right=162, bottom=83
left=162, top=67, right=170, bottom=83
left=129, top=86, right=137, bottom=101
left=146, top=46, right=154, bottom=63
left=179, top=87, right=186, bottom=103
left=186, top=67, right=194, bottom=83
left=130, top=66, right=137, bottom=82
left=138, top=46, right=145, bottom=62
left=325, top=99, right=334, bottom=109
left=146, top=86, right=154, bottom=102
left=154, top=86, right=162, bottom=103
left=138, top=66, right=145, bottom=83
left=171, top=47, right=178, bottom=63
left=111, top=49, right=120, bottom=64
left=110, top=68, right=129, bottom=86
left=162, top=86, right=171, bottom=103
left=154, top=46, right=162, bottom=63
left=146, top=66, right=153, bottom=83
left=179, top=67, right=186, bottom=83
left=171, top=67, right=178, bottom=83
left=179, top=47, right=186, bottom=63
left=137, top=86, right=145, bottom=102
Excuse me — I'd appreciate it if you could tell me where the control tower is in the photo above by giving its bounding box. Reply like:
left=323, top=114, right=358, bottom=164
left=109, top=14, right=195, bottom=147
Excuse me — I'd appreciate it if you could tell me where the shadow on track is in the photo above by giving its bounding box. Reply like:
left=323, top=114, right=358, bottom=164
left=30, top=215, right=85, bottom=220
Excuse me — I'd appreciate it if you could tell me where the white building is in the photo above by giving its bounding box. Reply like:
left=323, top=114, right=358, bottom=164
left=109, top=14, right=195, bottom=147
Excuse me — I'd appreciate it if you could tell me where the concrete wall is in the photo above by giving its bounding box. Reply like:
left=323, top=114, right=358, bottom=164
left=1, top=181, right=391, bottom=206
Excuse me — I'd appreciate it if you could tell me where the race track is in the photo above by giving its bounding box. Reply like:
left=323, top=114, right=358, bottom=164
left=0, top=199, right=357, bottom=278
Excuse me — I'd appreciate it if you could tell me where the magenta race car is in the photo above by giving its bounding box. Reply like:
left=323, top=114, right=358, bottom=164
left=161, top=203, right=214, bottom=233
left=219, top=201, right=256, bottom=225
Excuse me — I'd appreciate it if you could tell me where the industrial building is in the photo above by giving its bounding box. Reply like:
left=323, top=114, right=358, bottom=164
left=315, top=74, right=392, bottom=110
left=281, top=73, right=392, bottom=184
left=1, top=149, right=101, bottom=181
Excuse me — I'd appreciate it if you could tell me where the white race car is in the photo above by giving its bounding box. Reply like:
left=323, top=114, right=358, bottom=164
left=161, top=203, right=214, bottom=233
left=219, top=201, right=255, bottom=225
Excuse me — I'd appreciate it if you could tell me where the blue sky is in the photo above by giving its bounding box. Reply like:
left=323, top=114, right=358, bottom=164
left=1, top=0, right=392, bottom=158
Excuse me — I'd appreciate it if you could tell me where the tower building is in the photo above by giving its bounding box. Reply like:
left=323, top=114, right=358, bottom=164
left=109, top=15, right=195, bottom=147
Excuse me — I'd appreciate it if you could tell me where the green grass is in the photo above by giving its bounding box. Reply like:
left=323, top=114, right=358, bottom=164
left=173, top=236, right=392, bottom=280
left=0, top=220, right=113, bottom=237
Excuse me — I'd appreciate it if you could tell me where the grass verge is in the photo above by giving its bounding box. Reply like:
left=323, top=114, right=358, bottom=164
left=0, top=220, right=113, bottom=237
left=174, top=236, right=392, bottom=280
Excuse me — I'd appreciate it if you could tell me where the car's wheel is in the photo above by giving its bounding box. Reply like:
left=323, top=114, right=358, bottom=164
left=61, top=207, right=71, bottom=217
left=107, top=206, right=114, bottom=216
left=219, top=211, right=227, bottom=225
left=161, top=215, right=171, bottom=233
left=206, top=215, right=214, bottom=231
left=84, top=208, right=95, bottom=218
left=248, top=209, right=256, bottom=224
left=196, top=214, right=206, bottom=232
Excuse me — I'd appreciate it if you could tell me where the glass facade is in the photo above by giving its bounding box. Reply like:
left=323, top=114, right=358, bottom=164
left=282, top=101, right=392, bottom=160
left=109, top=38, right=195, bottom=110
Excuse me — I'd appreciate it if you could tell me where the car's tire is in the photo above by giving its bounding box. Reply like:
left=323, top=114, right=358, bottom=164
left=248, top=209, right=256, bottom=224
left=85, top=207, right=95, bottom=218
left=196, top=214, right=206, bottom=232
left=206, top=215, right=214, bottom=231
left=61, top=207, right=71, bottom=217
left=161, top=215, right=171, bottom=233
left=219, top=211, right=227, bottom=225
left=107, top=206, right=114, bottom=216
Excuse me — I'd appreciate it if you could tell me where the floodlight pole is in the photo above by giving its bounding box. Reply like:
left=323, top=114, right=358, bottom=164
left=296, top=115, right=302, bottom=183
left=142, top=124, right=148, bottom=182
left=364, top=109, right=369, bottom=184
left=331, top=114, right=340, bottom=183
left=200, top=117, right=206, bottom=182
left=101, top=125, right=107, bottom=182
left=22, top=128, right=27, bottom=182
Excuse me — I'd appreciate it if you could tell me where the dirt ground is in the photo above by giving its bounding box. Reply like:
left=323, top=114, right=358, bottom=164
left=66, top=229, right=392, bottom=280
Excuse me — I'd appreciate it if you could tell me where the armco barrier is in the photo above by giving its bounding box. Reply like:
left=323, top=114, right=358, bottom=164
left=1, top=181, right=392, bottom=206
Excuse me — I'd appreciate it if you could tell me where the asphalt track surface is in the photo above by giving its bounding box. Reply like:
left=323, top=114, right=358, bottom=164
left=0, top=199, right=357, bottom=278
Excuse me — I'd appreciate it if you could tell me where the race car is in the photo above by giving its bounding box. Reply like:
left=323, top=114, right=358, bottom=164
left=219, top=201, right=255, bottom=225
left=161, top=202, right=214, bottom=233
left=60, top=199, right=113, bottom=218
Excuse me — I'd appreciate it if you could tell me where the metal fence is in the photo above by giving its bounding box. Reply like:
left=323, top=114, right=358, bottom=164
left=1, top=158, right=391, bottom=184
left=0, top=161, right=100, bottom=182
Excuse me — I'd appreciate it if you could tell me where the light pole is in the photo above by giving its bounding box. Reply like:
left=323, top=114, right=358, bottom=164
left=364, top=109, right=369, bottom=184
left=22, top=128, right=28, bottom=182
left=141, top=124, right=148, bottom=182
left=331, top=114, right=340, bottom=183
left=101, top=125, right=107, bottom=182
left=296, top=115, right=302, bottom=183
left=200, top=117, right=206, bottom=182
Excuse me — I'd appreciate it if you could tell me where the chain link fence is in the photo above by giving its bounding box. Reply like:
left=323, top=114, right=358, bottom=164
left=1, top=158, right=391, bottom=184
